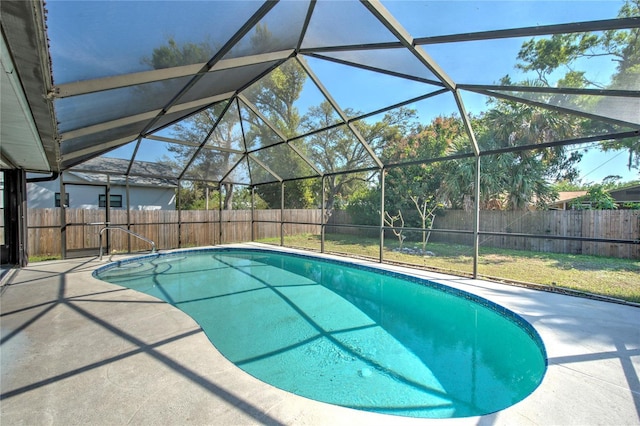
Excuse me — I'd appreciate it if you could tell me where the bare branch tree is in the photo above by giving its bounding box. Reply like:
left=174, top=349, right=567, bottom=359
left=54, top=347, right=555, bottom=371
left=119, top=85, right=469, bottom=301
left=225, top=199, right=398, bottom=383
left=384, top=210, right=405, bottom=249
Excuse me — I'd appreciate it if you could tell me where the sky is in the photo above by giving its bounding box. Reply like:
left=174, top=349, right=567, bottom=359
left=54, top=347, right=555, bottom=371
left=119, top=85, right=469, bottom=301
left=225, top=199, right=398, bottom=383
left=45, top=0, right=637, bottom=185
left=577, top=148, right=639, bottom=184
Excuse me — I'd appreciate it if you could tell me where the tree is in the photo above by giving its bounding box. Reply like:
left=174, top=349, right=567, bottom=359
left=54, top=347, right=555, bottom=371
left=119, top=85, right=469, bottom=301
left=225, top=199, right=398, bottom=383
left=163, top=101, right=241, bottom=210
left=242, top=58, right=318, bottom=209
left=569, top=185, right=618, bottom=210
left=143, top=37, right=215, bottom=70
left=381, top=107, right=579, bottom=211
left=479, top=100, right=582, bottom=209
left=410, top=195, right=442, bottom=250
left=382, top=115, right=458, bottom=220
left=145, top=38, right=240, bottom=209
left=145, top=29, right=314, bottom=210
left=384, top=210, right=405, bottom=249
left=516, top=34, right=601, bottom=88
left=300, top=103, right=416, bottom=213
left=345, top=185, right=381, bottom=225
left=175, top=184, right=267, bottom=210
left=513, top=0, right=640, bottom=170
left=302, top=102, right=365, bottom=211
left=516, top=1, right=640, bottom=90
left=556, top=176, right=640, bottom=189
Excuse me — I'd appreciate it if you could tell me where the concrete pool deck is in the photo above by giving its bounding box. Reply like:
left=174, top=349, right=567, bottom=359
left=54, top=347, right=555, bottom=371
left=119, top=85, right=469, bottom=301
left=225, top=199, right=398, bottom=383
left=1, top=244, right=639, bottom=425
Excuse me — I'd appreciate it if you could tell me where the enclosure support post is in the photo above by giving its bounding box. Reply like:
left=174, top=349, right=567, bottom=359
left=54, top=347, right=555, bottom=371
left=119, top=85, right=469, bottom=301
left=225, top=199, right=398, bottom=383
left=280, top=181, right=285, bottom=247
left=60, top=178, right=67, bottom=260
left=177, top=179, right=182, bottom=248
left=106, top=175, right=111, bottom=254
left=473, top=155, right=480, bottom=278
left=321, top=175, right=326, bottom=253
left=219, top=185, right=223, bottom=244
left=126, top=177, right=131, bottom=253
left=251, top=186, right=255, bottom=242
left=2, top=170, right=28, bottom=266
left=380, top=169, right=385, bottom=263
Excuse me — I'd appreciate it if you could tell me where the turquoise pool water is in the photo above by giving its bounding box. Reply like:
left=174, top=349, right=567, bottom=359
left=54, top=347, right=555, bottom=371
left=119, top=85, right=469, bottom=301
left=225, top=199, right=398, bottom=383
left=94, top=248, right=547, bottom=418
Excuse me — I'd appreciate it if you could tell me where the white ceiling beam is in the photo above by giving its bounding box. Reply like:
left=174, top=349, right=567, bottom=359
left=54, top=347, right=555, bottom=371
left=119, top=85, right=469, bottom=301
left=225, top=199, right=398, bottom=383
left=60, top=92, right=234, bottom=141
left=60, top=112, right=157, bottom=141
left=54, top=50, right=293, bottom=98
left=164, top=92, right=235, bottom=116
left=60, top=135, right=137, bottom=162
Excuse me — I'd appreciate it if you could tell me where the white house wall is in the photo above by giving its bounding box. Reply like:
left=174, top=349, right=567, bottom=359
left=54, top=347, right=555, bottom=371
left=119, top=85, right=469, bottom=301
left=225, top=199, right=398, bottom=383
left=27, top=177, right=175, bottom=210
left=27, top=179, right=58, bottom=208
left=126, top=186, right=176, bottom=211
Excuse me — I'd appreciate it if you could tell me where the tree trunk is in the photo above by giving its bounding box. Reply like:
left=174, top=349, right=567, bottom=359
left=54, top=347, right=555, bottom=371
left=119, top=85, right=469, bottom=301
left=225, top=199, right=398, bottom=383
left=223, top=183, right=234, bottom=210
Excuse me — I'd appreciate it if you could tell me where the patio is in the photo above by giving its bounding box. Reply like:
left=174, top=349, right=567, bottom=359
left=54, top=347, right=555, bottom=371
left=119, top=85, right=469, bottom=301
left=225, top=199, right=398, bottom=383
left=1, top=244, right=638, bottom=425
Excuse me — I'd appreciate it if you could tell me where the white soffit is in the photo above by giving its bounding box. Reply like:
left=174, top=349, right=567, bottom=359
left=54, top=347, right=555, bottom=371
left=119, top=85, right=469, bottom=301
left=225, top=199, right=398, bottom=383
left=1, top=33, right=50, bottom=171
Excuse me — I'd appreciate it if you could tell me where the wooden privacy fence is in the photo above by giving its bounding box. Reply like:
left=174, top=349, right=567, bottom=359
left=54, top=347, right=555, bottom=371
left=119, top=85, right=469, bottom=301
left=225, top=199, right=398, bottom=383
left=327, top=209, right=640, bottom=259
left=432, top=210, right=639, bottom=259
left=25, top=208, right=639, bottom=259
left=26, top=208, right=322, bottom=257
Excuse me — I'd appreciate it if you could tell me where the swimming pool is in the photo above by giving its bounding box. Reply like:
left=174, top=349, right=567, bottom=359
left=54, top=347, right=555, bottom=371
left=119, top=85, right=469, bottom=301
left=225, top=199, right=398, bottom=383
left=94, top=247, right=547, bottom=419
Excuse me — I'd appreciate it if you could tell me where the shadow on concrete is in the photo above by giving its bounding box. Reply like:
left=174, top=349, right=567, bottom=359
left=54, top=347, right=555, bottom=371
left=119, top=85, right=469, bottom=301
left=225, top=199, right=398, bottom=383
left=0, top=258, right=286, bottom=425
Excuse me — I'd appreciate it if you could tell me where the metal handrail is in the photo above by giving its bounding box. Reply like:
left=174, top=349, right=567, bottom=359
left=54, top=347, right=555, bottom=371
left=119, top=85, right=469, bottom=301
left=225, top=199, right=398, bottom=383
left=99, top=226, right=156, bottom=260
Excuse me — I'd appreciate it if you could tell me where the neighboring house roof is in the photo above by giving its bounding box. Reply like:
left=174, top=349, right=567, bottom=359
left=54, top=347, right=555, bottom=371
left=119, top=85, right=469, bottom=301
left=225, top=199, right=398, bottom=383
left=546, top=191, right=588, bottom=209
left=551, top=185, right=640, bottom=208
left=67, top=157, right=178, bottom=188
left=555, top=191, right=588, bottom=203
left=608, top=184, right=640, bottom=203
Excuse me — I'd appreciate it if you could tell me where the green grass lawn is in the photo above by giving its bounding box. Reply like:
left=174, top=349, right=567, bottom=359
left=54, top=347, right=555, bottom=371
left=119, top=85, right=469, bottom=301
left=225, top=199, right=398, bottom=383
left=27, top=254, right=62, bottom=262
left=27, top=233, right=639, bottom=304
left=259, top=233, right=640, bottom=304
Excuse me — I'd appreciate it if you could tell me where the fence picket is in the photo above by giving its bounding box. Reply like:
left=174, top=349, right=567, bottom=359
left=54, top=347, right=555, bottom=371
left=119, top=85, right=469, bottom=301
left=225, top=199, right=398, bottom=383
left=24, top=208, right=639, bottom=259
